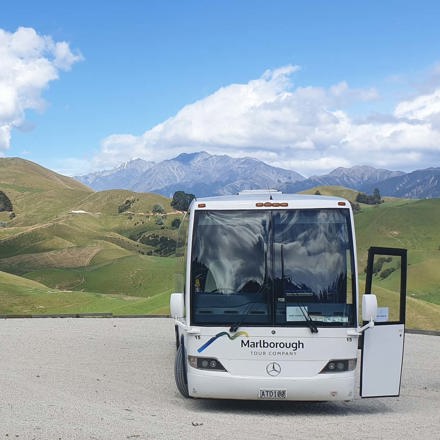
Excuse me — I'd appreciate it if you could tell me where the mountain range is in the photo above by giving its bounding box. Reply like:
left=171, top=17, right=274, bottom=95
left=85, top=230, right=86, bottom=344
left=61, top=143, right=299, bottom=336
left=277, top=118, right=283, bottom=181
left=75, top=151, right=440, bottom=199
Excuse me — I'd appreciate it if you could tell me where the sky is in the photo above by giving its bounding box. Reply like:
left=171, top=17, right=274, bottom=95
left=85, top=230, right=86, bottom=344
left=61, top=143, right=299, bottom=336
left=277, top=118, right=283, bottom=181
left=1, top=0, right=440, bottom=177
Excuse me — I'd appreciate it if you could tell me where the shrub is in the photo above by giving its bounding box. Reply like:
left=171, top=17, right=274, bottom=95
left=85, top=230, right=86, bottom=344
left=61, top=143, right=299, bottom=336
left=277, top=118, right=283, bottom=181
left=152, top=204, right=165, bottom=214
left=0, top=191, right=13, bottom=212
left=380, top=267, right=396, bottom=279
left=171, top=218, right=181, bottom=229
left=139, top=233, right=177, bottom=256
left=118, top=198, right=135, bottom=213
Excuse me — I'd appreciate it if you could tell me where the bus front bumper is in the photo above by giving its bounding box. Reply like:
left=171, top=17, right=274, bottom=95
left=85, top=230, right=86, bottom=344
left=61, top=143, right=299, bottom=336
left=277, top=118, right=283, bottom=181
left=187, top=370, right=356, bottom=401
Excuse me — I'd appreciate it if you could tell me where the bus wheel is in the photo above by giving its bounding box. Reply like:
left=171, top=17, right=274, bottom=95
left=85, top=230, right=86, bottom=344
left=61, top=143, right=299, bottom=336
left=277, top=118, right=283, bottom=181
left=174, top=342, right=189, bottom=398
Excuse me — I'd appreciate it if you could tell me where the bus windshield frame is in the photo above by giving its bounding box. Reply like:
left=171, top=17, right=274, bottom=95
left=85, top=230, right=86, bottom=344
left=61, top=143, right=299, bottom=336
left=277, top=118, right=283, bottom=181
left=189, top=208, right=357, bottom=328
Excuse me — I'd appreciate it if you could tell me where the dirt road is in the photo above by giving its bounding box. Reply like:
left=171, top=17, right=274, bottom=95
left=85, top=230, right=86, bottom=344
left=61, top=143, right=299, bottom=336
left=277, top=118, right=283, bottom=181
left=0, top=318, right=438, bottom=439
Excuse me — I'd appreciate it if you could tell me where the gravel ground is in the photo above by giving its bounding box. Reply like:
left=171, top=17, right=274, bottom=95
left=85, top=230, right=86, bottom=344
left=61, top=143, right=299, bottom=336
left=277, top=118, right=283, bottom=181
left=0, top=318, right=438, bottom=440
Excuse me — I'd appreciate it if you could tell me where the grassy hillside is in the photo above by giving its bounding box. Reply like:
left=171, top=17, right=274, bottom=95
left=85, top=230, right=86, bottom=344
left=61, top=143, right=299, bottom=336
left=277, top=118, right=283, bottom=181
left=0, top=158, right=184, bottom=315
left=0, top=157, right=92, bottom=225
left=0, top=203, right=182, bottom=299
left=302, top=185, right=360, bottom=202
left=0, top=270, right=169, bottom=315
left=24, top=254, right=176, bottom=297
left=302, top=185, right=400, bottom=205
left=74, top=190, right=171, bottom=215
left=355, top=198, right=440, bottom=305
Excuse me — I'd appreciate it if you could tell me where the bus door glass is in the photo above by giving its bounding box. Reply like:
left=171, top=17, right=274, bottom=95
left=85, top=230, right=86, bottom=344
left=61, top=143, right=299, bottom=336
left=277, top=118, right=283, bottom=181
left=361, top=247, right=407, bottom=398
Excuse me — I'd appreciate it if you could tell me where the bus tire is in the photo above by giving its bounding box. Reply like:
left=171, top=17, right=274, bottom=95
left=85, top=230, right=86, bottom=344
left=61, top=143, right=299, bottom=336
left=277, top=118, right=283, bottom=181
left=174, top=342, right=189, bottom=398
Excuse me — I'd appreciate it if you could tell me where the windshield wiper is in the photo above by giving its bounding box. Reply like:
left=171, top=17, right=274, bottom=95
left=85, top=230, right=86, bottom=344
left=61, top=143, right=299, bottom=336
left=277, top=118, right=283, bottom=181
left=229, top=300, right=262, bottom=333
left=297, top=304, right=319, bottom=333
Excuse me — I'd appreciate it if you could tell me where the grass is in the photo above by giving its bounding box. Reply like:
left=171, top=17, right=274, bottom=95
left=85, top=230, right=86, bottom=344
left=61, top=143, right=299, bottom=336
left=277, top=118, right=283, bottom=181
left=354, top=198, right=440, bottom=314
left=302, top=186, right=360, bottom=202
left=0, top=158, right=181, bottom=315
left=23, top=254, right=176, bottom=297
left=358, top=276, right=440, bottom=331
left=355, top=199, right=440, bottom=252
left=0, top=270, right=169, bottom=315
left=75, top=190, right=172, bottom=216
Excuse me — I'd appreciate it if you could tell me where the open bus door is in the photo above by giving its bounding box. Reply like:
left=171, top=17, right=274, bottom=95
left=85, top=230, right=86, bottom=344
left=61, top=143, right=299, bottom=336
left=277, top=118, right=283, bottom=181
left=360, top=247, right=408, bottom=398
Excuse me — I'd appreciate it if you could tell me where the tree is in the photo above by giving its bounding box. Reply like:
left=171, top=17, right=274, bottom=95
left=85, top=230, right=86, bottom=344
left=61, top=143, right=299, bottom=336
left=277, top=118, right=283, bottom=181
left=350, top=201, right=361, bottom=213
left=356, top=189, right=383, bottom=205
left=171, top=191, right=195, bottom=212
left=372, top=188, right=382, bottom=204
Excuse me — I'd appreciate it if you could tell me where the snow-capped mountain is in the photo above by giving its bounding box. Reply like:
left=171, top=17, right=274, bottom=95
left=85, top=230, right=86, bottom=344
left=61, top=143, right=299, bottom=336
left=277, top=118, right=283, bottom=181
left=361, top=167, right=440, bottom=199
left=78, top=158, right=155, bottom=191
left=280, top=165, right=405, bottom=194
left=77, top=152, right=305, bottom=197
left=75, top=152, right=440, bottom=199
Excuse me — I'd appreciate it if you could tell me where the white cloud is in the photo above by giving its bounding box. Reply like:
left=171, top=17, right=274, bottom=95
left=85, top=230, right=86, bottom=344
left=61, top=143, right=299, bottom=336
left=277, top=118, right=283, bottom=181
left=394, top=89, right=440, bottom=122
left=0, top=27, right=82, bottom=152
left=96, top=64, right=440, bottom=175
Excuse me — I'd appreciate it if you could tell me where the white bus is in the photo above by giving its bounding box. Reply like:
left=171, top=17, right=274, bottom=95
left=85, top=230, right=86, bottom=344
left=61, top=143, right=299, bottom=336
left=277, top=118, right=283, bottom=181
left=170, top=191, right=407, bottom=401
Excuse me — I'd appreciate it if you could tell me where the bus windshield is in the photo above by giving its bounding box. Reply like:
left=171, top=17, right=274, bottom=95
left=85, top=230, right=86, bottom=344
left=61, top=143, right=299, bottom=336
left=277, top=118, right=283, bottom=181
left=190, top=209, right=356, bottom=327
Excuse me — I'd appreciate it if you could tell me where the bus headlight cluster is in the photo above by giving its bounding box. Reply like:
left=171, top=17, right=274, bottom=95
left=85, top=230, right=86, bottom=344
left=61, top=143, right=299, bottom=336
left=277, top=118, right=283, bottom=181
left=320, top=359, right=357, bottom=373
left=188, top=356, right=227, bottom=371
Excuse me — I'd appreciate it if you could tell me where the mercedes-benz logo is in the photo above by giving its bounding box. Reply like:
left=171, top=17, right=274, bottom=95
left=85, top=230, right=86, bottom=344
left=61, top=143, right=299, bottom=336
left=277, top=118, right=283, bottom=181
left=266, top=362, right=281, bottom=376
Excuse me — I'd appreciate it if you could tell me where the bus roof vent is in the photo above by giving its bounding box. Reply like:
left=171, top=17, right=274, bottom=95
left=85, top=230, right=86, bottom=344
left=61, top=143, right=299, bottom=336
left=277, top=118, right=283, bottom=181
left=238, top=189, right=282, bottom=196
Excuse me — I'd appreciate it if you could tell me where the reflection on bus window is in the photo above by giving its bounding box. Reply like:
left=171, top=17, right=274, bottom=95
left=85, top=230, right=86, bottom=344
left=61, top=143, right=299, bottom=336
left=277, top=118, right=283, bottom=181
left=191, top=209, right=356, bottom=327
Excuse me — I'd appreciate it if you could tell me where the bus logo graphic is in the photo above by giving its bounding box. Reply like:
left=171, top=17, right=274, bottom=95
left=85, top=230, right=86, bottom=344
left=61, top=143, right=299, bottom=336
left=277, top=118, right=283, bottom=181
left=266, top=362, right=281, bottom=376
left=197, top=331, right=249, bottom=353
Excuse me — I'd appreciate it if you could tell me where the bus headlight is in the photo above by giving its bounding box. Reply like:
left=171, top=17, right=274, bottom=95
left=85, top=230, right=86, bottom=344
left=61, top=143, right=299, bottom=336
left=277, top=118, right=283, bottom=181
left=188, top=356, right=227, bottom=371
left=319, top=359, right=357, bottom=373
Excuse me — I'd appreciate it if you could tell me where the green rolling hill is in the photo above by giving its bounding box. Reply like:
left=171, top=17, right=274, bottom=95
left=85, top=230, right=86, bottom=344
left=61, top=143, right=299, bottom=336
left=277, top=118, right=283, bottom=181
left=0, top=269, right=168, bottom=315
left=0, top=157, right=181, bottom=316
left=0, top=159, right=439, bottom=330
left=0, top=157, right=92, bottom=225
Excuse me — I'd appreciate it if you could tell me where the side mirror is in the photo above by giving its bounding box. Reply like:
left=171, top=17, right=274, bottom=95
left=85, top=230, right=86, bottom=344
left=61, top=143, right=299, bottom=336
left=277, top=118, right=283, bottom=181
left=362, top=294, right=378, bottom=322
left=170, top=293, right=184, bottom=319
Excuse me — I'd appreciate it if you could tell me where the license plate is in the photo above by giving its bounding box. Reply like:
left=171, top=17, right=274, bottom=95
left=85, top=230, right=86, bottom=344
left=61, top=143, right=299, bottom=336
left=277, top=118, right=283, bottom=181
left=259, top=389, right=287, bottom=400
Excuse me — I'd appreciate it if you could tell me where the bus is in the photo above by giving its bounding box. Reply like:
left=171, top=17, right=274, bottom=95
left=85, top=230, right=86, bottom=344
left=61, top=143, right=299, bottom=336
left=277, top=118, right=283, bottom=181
left=170, top=190, right=407, bottom=401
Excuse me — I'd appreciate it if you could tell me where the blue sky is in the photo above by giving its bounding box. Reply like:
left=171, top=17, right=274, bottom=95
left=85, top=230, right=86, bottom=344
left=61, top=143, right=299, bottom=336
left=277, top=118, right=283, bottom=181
left=2, top=0, right=440, bottom=177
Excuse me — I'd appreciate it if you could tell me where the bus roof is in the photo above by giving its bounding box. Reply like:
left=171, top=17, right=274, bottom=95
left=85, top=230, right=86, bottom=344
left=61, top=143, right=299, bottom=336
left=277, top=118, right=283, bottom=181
left=191, top=191, right=351, bottom=211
